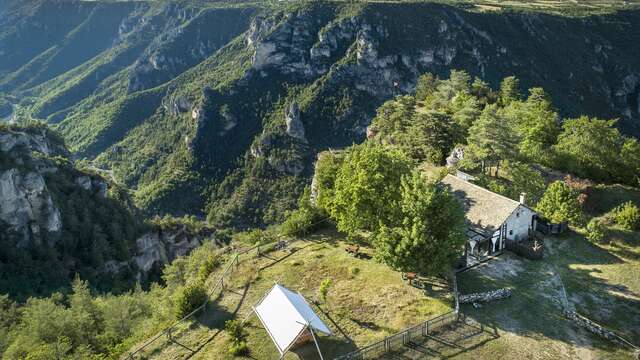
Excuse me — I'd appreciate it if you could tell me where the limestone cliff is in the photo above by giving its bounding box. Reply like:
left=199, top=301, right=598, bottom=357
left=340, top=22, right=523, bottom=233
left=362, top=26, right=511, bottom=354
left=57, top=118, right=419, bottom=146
left=0, top=124, right=223, bottom=297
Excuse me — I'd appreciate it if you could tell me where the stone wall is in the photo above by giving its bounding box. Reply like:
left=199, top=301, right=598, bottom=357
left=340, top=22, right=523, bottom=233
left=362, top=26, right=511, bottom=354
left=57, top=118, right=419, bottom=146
left=565, top=310, right=639, bottom=355
left=459, top=288, right=512, bottom=304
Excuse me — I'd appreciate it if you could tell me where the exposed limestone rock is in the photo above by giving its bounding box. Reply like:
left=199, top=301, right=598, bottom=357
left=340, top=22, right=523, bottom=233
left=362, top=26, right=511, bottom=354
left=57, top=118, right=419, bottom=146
left=0, top=128, right=68, bottom=158
left=75, top=176, right=92, bottom=191
left=250, top=133, right=273, bottom=159
left=219, top=106, right=237, bottom=134
left=285, top=101, right=306, bottom=142
left=166, top=95, right=191, bottom=115
left=268, top=155, right=305, bottom=176
left=459, top=288, right=512, bottom=303
left=74, top=176, right=108, bottom=198
left=133, top=224, right=217, bottom=277
left=446, top=146, right=465, bottom=168
left=0, top=169, right=61, bottom=247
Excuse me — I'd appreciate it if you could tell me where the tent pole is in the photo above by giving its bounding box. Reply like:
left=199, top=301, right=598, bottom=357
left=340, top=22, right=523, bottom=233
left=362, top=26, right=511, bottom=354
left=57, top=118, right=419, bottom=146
left=309, top=327, right=325, bottom=360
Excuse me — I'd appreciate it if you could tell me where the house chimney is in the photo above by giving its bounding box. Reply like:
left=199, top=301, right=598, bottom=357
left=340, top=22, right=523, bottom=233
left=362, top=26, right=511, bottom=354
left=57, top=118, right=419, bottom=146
left=519, top=193, right=527, bottom=205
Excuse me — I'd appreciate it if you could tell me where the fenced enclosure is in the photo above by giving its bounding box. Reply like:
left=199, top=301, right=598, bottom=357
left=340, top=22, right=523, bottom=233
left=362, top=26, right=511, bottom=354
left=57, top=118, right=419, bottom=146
left=335, top=273, right=464, bottom=360
left=334, top=311, right=460, bottom=359
left=124, top=240, right=287, bottom=359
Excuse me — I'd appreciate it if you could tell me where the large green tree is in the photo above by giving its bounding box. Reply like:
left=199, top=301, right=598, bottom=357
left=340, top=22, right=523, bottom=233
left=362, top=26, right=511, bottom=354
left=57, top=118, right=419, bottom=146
left=463, top=104, right=517, bottom=176
left=329, top=143, right=411, bottom=237
left=537, top=181, right=583, bottom=225
left=503, top=87, right=560, bottom=164
left=554, top=116, right=622, bottom=182
left=403, top=110, right=458, bottom=164
left=373, top=171, right=466, bottom=276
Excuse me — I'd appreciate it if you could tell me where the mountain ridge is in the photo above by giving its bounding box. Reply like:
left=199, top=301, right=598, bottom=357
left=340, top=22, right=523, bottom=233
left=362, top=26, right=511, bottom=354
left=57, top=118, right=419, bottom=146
left=2, top=0, right=640, bottom=227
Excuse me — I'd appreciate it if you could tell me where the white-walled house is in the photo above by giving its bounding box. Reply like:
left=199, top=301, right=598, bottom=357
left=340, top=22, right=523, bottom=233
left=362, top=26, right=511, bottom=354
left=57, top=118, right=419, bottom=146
left=441, top=174, right=538, bottom=265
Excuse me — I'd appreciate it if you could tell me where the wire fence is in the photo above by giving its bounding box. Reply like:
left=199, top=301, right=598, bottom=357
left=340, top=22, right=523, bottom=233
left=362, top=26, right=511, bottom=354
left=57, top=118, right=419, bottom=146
left=124, top=240, right=282, bottom=359
left=124, top=216, right=331, bottom=359
left=334, top=311, right=459, bottom=360
left=334, top=272, right=461, bottom=360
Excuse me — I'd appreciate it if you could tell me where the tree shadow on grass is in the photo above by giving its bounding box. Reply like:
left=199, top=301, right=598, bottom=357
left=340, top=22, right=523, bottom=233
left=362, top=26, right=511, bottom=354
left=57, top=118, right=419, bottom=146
left=290, top=336, right=358, bottom=359
left=457, top=235, right=640, bottom=357
left=184, top=284, right=252, bottom=358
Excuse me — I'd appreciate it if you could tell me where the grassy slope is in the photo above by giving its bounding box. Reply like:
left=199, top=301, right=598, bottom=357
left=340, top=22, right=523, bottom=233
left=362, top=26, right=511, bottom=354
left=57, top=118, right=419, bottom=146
left=457, top=231, right=639, bottom=359
left=132, top=219, right=640, bottom=359
left=133, top=228, right=452, bottom=359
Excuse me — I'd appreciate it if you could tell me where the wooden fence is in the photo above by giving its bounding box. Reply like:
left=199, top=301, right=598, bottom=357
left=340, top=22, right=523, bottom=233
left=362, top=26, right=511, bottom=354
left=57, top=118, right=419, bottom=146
left=124, top=241, right=283, bottom=359
left=334, top=311, right=459, bottom=360
left=334, top=273, right=461, bottom=359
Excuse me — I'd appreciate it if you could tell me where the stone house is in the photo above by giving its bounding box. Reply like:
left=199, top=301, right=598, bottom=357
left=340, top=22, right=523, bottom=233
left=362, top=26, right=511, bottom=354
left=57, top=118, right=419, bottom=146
left=441, top=174, right=538, bottom=266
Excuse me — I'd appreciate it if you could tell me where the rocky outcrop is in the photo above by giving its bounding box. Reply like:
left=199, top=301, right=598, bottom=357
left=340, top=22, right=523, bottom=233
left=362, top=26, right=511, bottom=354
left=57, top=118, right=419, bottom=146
left=285, top=101, right=306, bottom=142
left=446, top=146, right=465, bottom=168
left=0, top=126, right=109, bottom=247
left=128, top=6, right=253, bottom=92
left=0, top=127, right=68, bottom=159
left=74, top=176, right=108, bottom=198
left=132, top=224, right=218, bottom=277
left=0, top=169, right=61, bottom=246
left=459, top=288, right=512, bottom=304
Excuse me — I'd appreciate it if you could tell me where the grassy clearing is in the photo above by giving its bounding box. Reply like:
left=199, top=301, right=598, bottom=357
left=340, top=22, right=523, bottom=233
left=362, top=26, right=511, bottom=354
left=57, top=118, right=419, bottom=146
left=136, top=228, right=452, bottom=359
left=457, top=231, right=639, bottom=359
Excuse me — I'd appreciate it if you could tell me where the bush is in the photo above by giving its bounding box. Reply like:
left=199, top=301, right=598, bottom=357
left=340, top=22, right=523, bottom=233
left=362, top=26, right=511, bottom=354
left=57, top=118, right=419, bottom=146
left=613, top=201, right=640, bottom=231
left=349, top=266, right=360, bottom=278
left=537, top=181, right=583, bottom=226
left=174, top=284, right=207, bottom=319
left=318, top=278, right=332, bottom=303
left=224, top=320, right=244, bottom=340
left=281, top=187, right=325, bottom=237
left=227, top=339, right=249, bottom=356
left=225, top=320, right=248, bottom=356
left=197, top=254, right=220, bottom=283
left=586, top=218, right=607, bottom=243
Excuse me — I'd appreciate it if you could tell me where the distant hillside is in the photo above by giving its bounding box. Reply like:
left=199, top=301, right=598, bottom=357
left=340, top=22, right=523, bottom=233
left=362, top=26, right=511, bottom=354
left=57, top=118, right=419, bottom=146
left=0, top=123, right=225, bottom=300
left=2, top=0, right=640, bottom=228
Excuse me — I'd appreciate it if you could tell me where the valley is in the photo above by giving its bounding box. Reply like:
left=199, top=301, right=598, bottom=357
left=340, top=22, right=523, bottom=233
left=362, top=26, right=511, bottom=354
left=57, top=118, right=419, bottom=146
left=1, top=1, right=640, bottom=359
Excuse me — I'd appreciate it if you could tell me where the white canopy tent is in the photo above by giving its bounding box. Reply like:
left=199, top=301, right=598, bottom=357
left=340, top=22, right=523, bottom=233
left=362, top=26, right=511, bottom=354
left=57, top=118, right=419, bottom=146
left=253, top=284, right=332, bottom=359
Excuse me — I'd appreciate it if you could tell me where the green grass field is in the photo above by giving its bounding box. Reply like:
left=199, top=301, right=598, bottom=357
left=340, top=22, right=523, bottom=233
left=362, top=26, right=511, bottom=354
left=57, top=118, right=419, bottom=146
left=133, top=228, right=452, bottom=359
left=127, top=212, right=640, bottom=359
left=457, top=231, right=639, bottom=360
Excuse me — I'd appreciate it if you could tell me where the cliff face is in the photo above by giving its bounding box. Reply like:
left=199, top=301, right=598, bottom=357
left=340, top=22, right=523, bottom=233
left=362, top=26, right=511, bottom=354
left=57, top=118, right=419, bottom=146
left=2, top=1, right=640, bottom=227
left=0, top=125, right=223, bottom=298
left=0, top=127, right=69, bottom=247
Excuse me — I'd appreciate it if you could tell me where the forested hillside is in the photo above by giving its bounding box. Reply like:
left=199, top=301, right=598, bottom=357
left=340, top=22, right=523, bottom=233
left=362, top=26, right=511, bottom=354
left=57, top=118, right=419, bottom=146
left=1, top=0, right=640, bottom=229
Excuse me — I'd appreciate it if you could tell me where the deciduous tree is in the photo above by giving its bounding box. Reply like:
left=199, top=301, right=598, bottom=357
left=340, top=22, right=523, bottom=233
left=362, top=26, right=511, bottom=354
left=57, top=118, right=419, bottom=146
left=373, top=171, right=466, bottom=276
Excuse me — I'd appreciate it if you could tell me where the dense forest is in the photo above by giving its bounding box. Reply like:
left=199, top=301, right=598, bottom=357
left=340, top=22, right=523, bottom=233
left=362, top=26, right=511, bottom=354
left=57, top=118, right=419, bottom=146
left=2, top=71, right=639, bottom=358
left=2, top=0, right=640, bottom=358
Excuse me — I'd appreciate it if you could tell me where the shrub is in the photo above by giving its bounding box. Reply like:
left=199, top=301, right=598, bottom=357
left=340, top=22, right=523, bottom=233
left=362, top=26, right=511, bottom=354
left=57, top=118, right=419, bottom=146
left=586, top=218, right=607, bottom=243
left=318, top=278, right=332, bottom=303
left=281, top=187, right=325, bottom=237
left=197, top=254, right=220, bottom=283
left=349, top=266, right=360, bottom=278
left=224, top=320, right=244, bottom=340
left=173, top=284, right=207, bottom=319
left=225, top=320, right=248, bottom=356
left=227, top=339, right=249, bottom=356
left=613, top=201, right=640, bottom=231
